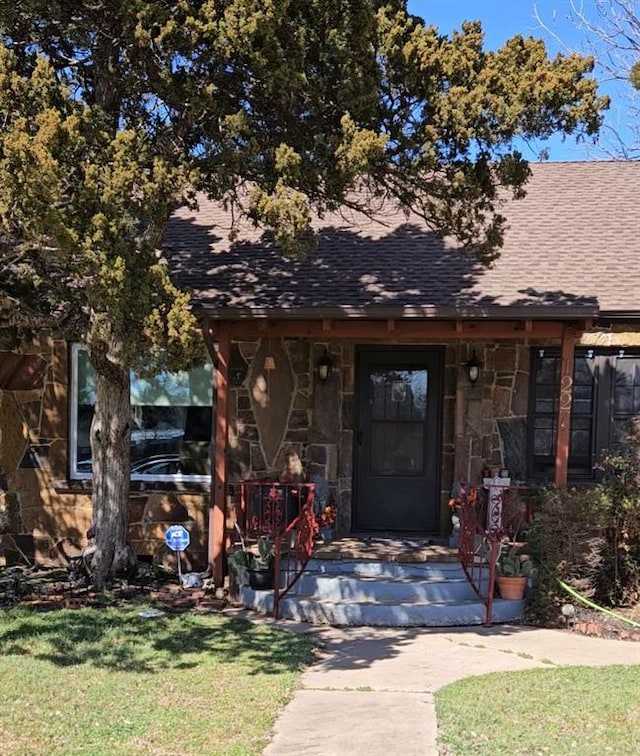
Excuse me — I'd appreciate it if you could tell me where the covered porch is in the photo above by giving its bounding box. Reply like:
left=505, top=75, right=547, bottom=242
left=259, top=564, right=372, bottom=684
left=206, top=314, right=592, bottom=585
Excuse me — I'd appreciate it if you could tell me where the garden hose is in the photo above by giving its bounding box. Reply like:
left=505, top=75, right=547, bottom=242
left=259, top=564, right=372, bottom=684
left=535, top=555, right=640, bottom=629
left=554, top=576, right=640, bottom=629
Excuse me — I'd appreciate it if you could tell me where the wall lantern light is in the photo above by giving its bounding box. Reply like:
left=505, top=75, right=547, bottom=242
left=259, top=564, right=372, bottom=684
left=465, top=350, right=481, bottom=386
left=316, top=349, right=333, bottom=383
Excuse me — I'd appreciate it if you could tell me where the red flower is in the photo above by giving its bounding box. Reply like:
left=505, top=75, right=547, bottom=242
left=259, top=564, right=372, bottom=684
left=316, top=504, right=337, bottom=527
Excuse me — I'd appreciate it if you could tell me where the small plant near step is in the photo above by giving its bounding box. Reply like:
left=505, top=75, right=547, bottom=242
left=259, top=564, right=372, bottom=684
left=231, top=536, right=275, bottom=571
left=253, top=536, right=275, bottom=570
left=229, top=535, right=275, bottom=588
left=496, top=544, right=534, bottom=577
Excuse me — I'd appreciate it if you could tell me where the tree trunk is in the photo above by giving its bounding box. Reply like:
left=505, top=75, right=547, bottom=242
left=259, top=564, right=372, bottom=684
left=89, top=339, right=135, bottom=588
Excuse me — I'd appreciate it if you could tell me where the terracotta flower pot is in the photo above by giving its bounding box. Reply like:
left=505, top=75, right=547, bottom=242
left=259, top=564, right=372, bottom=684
left=497, top=575, right=527, bottom=600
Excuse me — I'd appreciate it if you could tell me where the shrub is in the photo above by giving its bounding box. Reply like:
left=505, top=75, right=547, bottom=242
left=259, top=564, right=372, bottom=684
left=527, top=419, right=640, bottom=618
left=526, top=484, right=605, bottom=622
left=591, top=420, right=640, bottom=605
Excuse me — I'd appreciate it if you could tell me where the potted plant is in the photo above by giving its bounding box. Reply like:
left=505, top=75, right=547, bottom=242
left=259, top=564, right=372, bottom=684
left=229, top=535, right=275, bottom=590
left=496, top=544, right=533, bottom=600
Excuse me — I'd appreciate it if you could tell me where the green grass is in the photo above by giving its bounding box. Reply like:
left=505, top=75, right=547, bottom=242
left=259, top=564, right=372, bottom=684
left=0, top=605, right=315, bottom=755
left=436, top=665, right=640, bottom=755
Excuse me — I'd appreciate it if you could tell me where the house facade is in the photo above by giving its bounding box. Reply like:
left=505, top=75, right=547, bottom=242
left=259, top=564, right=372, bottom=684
left=1, top=161, right=639, bottom=579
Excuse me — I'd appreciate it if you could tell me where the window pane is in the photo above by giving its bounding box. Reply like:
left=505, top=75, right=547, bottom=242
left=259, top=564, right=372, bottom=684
left=610, top=419, right=636, bottom=452
left=530, top=351, right=595, bottom=478
left=570, top=416, right=592, bottom=458
left=574, top=358, right=594, bottom=386
left=614, top=358, right=640, bottom=414
left=74, top=347, right=213, bottom=479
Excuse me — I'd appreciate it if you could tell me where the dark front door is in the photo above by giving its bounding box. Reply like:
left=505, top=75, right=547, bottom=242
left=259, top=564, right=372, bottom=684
left=354, top=347, right=443, bottom=533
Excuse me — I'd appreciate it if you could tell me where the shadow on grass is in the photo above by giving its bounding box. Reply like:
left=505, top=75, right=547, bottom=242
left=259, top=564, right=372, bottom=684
left=0, top=607, right=314, bottom=675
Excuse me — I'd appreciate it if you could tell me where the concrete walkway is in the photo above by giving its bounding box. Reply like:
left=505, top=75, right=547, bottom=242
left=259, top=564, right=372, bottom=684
left=258, top=620, right=640, bottom=756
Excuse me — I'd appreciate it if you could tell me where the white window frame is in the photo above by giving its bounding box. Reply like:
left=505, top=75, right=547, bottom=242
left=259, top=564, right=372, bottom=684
left=69, top=343, right=213, bottom=484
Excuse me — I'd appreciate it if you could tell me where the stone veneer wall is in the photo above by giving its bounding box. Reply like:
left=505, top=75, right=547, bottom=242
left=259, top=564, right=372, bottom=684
left=227, top=337, right=352, bottom=532
left=0, top=333, right=209, bottom=568
left=4, top=325, right=640, bottom=562
left=229, top=338, right=465, bottom=537
left=454, top=342, right=532, bottom=483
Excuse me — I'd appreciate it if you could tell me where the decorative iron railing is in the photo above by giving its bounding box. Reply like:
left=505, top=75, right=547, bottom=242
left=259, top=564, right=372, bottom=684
left=233, top=480, right=316, bottom=619
left=458, top=483, right=531, bottom=624
left=273, top=496, right=317, bottom=619
left=484, top=482, right=531, bottom=540
left=458, top=497, right=498, bottom=625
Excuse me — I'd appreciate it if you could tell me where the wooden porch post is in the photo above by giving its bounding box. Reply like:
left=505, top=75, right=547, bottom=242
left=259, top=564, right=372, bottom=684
left=554, top=326, right=576, bottom=486
left=210, top=324, right=230, bottom=585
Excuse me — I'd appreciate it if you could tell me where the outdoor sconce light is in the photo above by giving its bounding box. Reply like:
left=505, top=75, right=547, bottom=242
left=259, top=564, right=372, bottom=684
left=465, top=350, right=481, bottom=386
left=316, top=349, right=333, bottom=383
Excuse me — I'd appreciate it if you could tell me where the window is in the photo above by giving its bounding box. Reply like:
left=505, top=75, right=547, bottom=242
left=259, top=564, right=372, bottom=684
left=528, top=349, right=640, bottom=481
left=70, top=344, right=214, bottom=482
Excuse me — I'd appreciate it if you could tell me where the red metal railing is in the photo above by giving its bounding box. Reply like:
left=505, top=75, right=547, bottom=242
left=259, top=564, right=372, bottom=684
left=458, top=483, right=531, bottom=624
left=484, top=482, right=531, bottom=539
left=458, top=496, right=499, bottom=625
left=273, top=497, right=317, bottom=619
left=233, top=480, right=316, bottom=619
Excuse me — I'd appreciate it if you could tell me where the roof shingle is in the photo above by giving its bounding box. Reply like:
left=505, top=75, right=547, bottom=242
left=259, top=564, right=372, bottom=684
left=165, top=161, right=640, bottom=319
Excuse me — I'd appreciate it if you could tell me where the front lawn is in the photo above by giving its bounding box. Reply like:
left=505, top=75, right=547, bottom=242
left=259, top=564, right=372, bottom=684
left=436, top=665, right=640, bottom=755
left=0, top=606, right=315, bottom=755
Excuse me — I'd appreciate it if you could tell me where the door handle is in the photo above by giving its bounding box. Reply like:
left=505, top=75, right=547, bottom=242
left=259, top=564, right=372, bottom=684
left=357, top=429, right=363, bottom=446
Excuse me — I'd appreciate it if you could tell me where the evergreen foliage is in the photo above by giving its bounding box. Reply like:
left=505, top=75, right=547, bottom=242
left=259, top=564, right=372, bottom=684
left=0, top=1, right=608, bottom=584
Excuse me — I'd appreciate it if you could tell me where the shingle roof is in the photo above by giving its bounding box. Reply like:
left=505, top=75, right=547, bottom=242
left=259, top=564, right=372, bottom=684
left=165, top=161, right=640, bottom=320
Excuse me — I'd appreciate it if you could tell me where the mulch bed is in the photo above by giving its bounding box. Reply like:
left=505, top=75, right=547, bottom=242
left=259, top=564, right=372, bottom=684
left=2, top=565, right=639, bottom=641
left=0, top=565, right=228, bottom=615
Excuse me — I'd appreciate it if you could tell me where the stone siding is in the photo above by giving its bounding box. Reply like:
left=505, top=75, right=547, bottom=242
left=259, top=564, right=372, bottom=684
left=3, top=325, right=640, bottom=561
left=0, top=333, right=209, bottom=568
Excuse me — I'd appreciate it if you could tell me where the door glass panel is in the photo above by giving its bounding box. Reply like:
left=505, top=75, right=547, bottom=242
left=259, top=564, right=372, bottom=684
left=570, top=416, right=593, bottom=457
left=370, top=422, right=424, bottom=476
left=370, top=370, right=427, bottom=421
left=533, top=417, right=555, bottom=456
left=534, top=357, right=559, bottom=413
left=369, top=369, right=427, bottom=476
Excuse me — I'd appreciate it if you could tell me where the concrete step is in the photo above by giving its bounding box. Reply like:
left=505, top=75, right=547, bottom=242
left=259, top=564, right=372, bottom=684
left=302, top=558, right=467, bottom=580
left=292, top=572, right=478, bottom=602
left=241, top=587, right=525, bottom=627
left=239, top=556, right=525, bottom=627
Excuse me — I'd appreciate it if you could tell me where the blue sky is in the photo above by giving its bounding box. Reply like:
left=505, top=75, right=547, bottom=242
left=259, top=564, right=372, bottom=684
left=407, top=1, right=630, bottom=161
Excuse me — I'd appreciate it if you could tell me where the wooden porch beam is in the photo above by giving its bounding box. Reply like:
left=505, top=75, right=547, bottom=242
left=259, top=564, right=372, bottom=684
left=211, top=319, right=570, bottom=341
left=554, top=325, right=576, bottom=486
left=210, top=324, right=230, bottom=586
